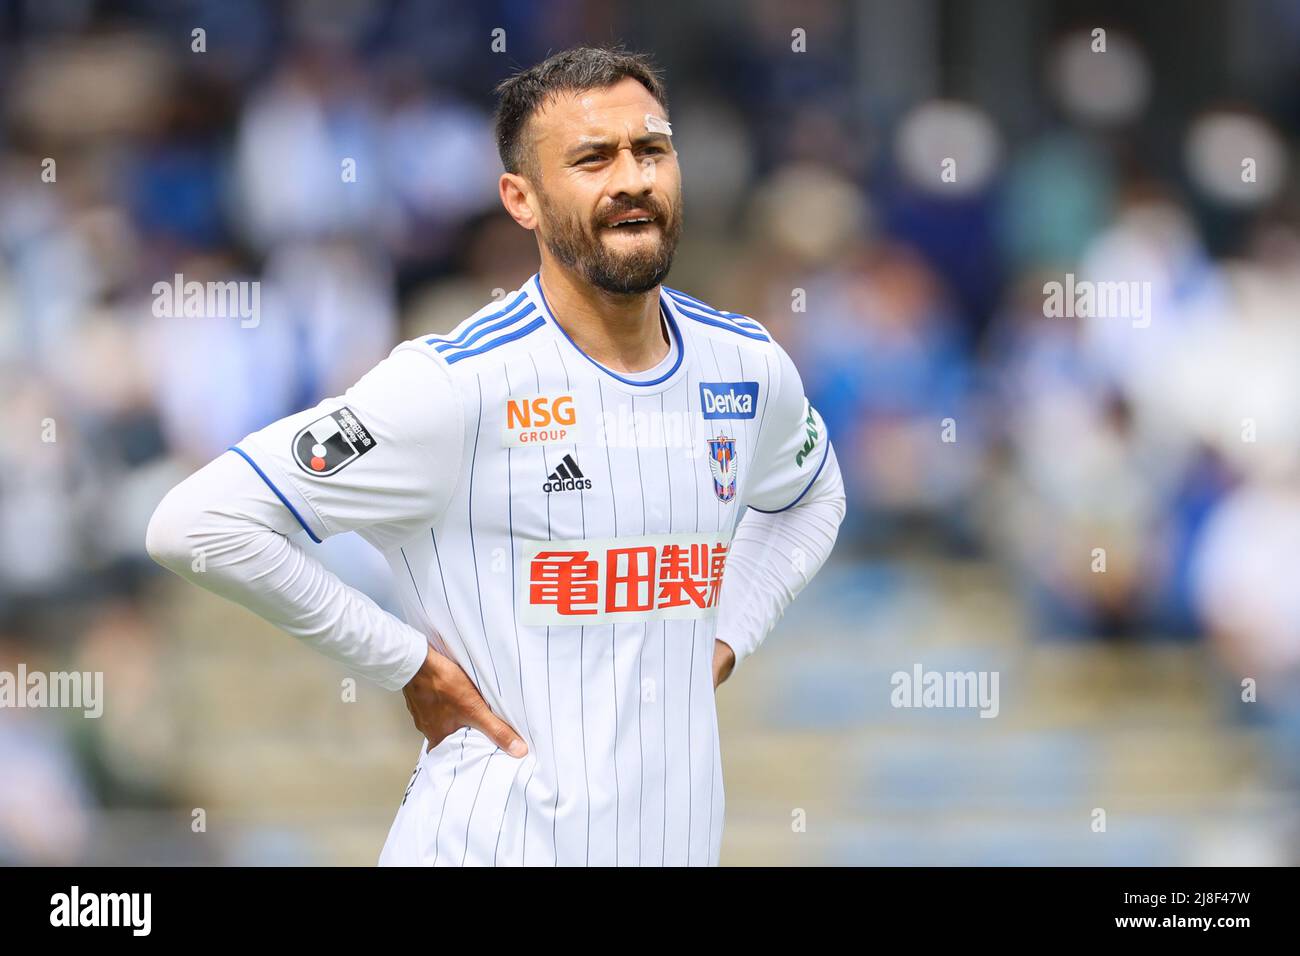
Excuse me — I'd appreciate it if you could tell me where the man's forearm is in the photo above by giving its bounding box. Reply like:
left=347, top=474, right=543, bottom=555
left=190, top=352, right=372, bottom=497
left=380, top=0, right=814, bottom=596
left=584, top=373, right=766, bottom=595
left=145, top=451, right=428, bottom=691
left=715, top=444, right=846, bottom=673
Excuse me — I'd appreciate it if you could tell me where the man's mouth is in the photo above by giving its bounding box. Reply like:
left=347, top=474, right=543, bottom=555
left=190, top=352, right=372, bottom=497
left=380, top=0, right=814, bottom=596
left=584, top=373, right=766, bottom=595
left=603, top=211, right=659, bottom=231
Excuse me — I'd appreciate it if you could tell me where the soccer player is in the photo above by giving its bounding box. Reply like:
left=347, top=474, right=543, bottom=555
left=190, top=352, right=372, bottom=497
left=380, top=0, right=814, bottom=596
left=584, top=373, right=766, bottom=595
left=146, top=46, right=846, bottom=866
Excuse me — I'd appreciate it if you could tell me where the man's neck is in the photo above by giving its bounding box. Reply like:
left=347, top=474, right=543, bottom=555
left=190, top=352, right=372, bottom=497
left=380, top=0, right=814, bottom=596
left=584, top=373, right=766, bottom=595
left=538, top=263, right=670, bottom=374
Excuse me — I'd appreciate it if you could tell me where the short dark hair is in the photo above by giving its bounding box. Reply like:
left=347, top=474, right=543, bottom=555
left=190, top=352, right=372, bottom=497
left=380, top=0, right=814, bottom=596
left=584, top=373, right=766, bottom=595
left=493, top=45, right=669, bottom=177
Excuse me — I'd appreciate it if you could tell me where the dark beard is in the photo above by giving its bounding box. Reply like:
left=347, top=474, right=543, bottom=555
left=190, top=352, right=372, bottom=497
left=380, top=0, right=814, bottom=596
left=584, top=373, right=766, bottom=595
left=537, top=190, right=682, bottom=296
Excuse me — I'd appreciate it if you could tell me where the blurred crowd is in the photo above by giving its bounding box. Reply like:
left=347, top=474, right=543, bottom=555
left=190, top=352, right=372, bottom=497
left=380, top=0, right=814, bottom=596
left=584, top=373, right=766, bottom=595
left=2, top=0, right=1299, bottom=863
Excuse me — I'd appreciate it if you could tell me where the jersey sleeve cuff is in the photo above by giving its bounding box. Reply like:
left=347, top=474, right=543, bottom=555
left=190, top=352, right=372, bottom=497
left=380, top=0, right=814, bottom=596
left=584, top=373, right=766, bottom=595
left=715, top=632, right=756, bottom=675
left=379, top=627, right=431, bottom=692
left=227, top=444, right=329, bottom=544
left=748, top=435, right=833, bottom=515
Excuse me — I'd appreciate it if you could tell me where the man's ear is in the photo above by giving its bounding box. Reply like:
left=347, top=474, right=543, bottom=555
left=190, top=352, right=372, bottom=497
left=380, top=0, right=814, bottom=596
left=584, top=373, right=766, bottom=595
left=499, top=173, right=538, bottom=231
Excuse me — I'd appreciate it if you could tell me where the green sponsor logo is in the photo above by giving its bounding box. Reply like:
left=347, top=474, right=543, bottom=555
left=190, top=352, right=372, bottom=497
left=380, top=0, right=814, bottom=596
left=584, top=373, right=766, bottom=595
left=794, top=401, right=819, bottom=467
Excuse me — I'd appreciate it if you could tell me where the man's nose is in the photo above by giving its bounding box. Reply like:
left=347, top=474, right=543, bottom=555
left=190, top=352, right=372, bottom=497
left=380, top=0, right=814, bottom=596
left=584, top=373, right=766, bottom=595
left=607, top=147, right=653, bottom=199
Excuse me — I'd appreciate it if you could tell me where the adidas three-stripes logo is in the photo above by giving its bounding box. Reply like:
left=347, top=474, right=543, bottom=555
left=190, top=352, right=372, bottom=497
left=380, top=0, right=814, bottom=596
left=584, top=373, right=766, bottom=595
left=542, top=454, right=593, bottom=493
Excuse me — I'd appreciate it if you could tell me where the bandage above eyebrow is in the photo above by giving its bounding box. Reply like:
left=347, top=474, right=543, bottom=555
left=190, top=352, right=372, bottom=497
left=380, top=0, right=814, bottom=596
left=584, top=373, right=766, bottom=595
left=645, top=114, right=673, bottom=136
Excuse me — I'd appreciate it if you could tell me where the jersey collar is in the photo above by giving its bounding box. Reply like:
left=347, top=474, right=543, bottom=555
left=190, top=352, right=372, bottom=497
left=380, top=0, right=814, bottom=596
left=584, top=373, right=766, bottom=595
left=530, top=272, right=686, bottom=389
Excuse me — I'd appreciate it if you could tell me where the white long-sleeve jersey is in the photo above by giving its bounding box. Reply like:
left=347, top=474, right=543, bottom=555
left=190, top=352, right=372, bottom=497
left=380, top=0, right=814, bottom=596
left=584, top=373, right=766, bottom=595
left=147, top=273, right=846, bottom=866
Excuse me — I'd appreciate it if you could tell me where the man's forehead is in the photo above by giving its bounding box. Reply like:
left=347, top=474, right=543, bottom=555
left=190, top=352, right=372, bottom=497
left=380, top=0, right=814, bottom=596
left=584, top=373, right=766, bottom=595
left=533, top=81, right=667, bottom=144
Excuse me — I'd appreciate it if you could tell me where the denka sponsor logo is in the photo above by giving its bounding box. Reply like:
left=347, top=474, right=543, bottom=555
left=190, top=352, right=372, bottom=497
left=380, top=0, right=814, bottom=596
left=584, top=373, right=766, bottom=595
left=520, top=531, right=730, bottom=626
left=503, top=394, right=579, bottom=447
left=699, top=381, right=759, bottom=420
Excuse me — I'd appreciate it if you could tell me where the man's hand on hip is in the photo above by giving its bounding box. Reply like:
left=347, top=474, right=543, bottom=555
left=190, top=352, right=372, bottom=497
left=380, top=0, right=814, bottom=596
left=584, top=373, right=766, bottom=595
left=403, top=646, right=528, bottom=757
left=712, top=639, right=736, bottom=689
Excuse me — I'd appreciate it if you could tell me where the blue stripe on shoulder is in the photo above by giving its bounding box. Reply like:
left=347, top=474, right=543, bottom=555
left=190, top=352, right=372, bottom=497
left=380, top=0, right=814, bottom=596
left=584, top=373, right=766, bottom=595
left=671, top=301, right=771, bottom=342
left=426, top=291, right=529, bottom=346
left=664, top=288, right=765, bottom=330
left=435, top=301, right=536, bottom=354
left=228, top=445, right=323, bottom=543
left=444, top=316, right=546, bottom=364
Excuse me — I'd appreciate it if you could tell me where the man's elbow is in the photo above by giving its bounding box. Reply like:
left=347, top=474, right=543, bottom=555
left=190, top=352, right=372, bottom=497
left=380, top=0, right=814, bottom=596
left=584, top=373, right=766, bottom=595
left=145, top=484, right=199, bottom=573
left=818, top=442, right=848, bottom=527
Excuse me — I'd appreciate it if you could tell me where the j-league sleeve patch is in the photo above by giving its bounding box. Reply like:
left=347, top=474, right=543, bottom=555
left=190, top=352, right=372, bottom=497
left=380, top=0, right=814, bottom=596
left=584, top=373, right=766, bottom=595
left=292, top=406, right=377, bottom=476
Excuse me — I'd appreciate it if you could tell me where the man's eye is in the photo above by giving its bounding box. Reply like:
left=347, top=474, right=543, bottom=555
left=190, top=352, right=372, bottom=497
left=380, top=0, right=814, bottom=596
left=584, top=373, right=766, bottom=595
left=577, top=154, right=603, bottom=164
left=640, top=146, right=666, bottom=155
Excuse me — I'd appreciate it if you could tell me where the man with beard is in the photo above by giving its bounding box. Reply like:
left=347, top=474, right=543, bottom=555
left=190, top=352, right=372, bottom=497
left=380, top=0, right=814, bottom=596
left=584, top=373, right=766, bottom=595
left=146, top=46, right=846, bottom=866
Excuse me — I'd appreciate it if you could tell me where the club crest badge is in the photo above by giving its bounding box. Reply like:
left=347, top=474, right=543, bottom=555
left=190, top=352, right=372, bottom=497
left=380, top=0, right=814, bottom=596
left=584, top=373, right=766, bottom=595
left=707, top=434, right=739, bottom=503
left=292, top=406, right=377, bottom=477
